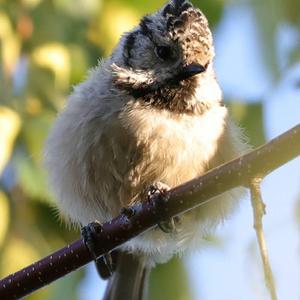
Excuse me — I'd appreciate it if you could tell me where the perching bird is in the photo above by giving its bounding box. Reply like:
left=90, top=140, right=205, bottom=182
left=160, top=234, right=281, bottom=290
left=44, top=0, right=249, bottom=299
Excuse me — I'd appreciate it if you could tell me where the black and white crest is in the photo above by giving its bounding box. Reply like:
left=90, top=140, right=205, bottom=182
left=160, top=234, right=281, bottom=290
left=162, top=0, right=213, bottom=65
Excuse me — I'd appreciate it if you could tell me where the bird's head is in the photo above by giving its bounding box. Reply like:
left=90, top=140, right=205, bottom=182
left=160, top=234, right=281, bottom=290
left=111, top=0, right=217, bottom=113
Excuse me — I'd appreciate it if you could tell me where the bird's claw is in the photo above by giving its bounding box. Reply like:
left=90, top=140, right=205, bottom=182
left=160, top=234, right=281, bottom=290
left=81, top=221, right=118, bottom=279
left=147, top=182, right=179, bottom=235
left=147, top=182, right=170, bottom=201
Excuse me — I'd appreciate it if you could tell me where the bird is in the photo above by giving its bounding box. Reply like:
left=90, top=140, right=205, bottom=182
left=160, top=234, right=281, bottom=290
left=44, top=0, right=250, bottom=299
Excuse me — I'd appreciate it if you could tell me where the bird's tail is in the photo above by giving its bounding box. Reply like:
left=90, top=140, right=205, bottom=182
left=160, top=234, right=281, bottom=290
left=102, top=251, right=151, bottom=300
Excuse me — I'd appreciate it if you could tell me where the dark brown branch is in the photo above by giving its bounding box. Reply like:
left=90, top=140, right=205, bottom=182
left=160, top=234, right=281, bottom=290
left=1, top=123, right=300, bottom=299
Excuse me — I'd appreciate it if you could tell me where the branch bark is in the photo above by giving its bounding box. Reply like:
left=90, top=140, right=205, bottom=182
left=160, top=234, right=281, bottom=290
left=0, top=123, right=300, bottom=299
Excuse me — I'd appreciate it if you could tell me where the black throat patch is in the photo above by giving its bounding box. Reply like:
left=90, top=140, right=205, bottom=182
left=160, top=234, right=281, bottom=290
left=128, top=77, right=207, bottom=114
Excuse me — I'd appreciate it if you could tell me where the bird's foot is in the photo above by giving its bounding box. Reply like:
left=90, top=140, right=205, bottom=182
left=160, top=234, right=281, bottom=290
left=94, top=251, right=118, bottom=279
left=81, top=221, right=118, bottom=279
left=158, top=218, right=177, bottom=234
left=147, top=182, right=179, bottom=234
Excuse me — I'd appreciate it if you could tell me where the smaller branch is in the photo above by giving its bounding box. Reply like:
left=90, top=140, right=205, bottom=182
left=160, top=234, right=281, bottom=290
left=250, top=178, right=277, bottom=300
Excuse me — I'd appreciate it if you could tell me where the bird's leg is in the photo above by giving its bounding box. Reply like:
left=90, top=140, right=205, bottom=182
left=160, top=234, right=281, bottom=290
left=81, top=221, right=118, bottom=279
left=147, top=182, right=178, bottom=234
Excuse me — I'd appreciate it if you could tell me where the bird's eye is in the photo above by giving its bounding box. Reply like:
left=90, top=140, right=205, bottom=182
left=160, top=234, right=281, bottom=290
left=155, top=45, right=173, bottom=61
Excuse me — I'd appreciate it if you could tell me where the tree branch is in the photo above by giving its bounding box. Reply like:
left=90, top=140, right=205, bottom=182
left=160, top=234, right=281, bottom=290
left=1, top=124, right=300, bottom=299
left=250, top=178, right=277, bottom=300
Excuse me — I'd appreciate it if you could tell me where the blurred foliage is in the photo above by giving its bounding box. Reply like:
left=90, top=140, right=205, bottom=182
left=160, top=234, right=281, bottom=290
left=0, top=106, right=21, bottom=173
left=149, top=257, right=192, bottom=300
left=229, top=102, right=265, bottom=147
left=0, top=191, right=9, bottom=248
left=0, top=0, right=299, bottom=299
left=253, top=0, right=300, bottom=80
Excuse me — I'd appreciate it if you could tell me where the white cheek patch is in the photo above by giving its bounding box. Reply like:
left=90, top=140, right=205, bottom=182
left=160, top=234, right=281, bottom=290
left=111, top=64, right=156, bottom=90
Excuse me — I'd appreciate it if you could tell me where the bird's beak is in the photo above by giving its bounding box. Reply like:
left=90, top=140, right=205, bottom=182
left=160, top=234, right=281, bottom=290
left=177, top=63, right=206, bottom=81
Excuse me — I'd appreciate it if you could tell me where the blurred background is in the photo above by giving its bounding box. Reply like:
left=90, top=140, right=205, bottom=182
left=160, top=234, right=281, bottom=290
left=0, top=0, right=299, bottom=299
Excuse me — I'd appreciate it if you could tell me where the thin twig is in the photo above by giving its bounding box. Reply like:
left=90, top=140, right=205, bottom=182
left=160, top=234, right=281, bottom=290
left=0, top=123, right=299, bottom=299
left=250, top=178, right=278, bottom=300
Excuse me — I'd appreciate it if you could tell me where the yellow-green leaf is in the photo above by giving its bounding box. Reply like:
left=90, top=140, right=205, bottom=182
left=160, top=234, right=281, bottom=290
left=32, top=43, right=71, bottom=90
left=88, top=1, right=140, bottom=55
left=0, top=190, right=10, bottom=248
left=0, top=106, right=21, bottom=174
left=0, top=12, right=20, bottom=76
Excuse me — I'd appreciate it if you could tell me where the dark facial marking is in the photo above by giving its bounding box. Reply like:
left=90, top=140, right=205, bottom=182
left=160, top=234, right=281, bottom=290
left=140, top=77, right=200, bottom=114
left=124, top=75, right=212, bottom=115
left=123, top=73, right=198, bottom=105
left=155, top=45, right=173, bottom=61
left=123, top=32, right=137, bottom=67
left=162, top=4, right=173, bottom=17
